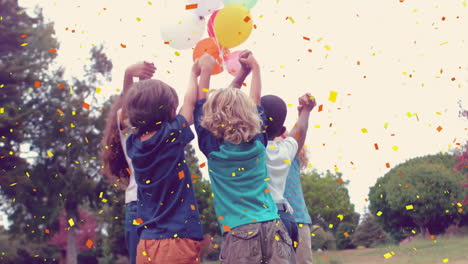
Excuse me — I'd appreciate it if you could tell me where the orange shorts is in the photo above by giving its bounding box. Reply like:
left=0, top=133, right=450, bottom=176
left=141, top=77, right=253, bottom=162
left=136, top=238, right=201, bottom=264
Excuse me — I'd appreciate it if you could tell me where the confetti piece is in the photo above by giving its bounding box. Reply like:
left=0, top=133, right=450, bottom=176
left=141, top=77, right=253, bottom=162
left=178, top=170, right=185, bottom=179
left=406, top=205, right=414, bottom=210
left=361, top=128, right=368, bottom=133
left=26, top=172, right=30, bottom=177
left=85, top=239, right=93, bottom=248
left=318, top=105, right=323, bottom=112
left=329, top=224, right=334, bottom=228
left=275, top=235, right=280, bottom=241
left=437, top=126, right=443, bottom=132
left=58, top=84, right=64, bottom=89
left=121, top=43, right=127, bottom=48
left=288, top=17, right=295, bottom=23
left=202, top=88, right=209, bottom=92
left=82, top=102, right=90, bottom=109
left=49, top=49, right=57, bottom=53
left=95, top=87, right=101, bottom=94
left=440, top=42, right=448, bottom=46
left=174, top=51, right=180, bottom=56
left=451, top=77, right=456, bottom=81
left=392, top=146, right=399, bottom=151
left=45, top=229, right=50, bottom=234
left=328, top=91, right=337, bottom=102
left=443, top=259, right=449, bottom=263
left=337, top=214, right=344, bottom=221
left=383, top=253, right=392, bottom=259
left=34, top=81, right=41, bottom=88
left=265, top=189, right=270, bottom=193
left=21, top=43, right=28, bottom=46
left=223, top=225, right=231, bottom=232
left=136, top=17, right=141, bottom=21
left=344, top=232, right=349, bottom=237
left=376, top=211, right=383, bottom=216
left=324, top=45, right=331, bottom=51
left=68, top=218, right=75, bottom=227
left=21, top=34, right=27, bottom=38
left=374, top=143, right=379, bottom=150
left=0, top=108, right=4, bottom=114
left=200, top=162, right=206, bottom=168
left=337, top=178, right=344, bottom=183
left=386, top=163, right=390, bottom=168
left=56, top=109, right=64, bottom=115
left=186, top=3, right=198, bottom=10
left=244, top=16, right=251, bottom=22
left=190, top=204, right=195, bottom=210
left=284, top=160, right=291, bottom=164
left=47, top=152, right=54, bottom=157
left=10, top=183, right=17, bottom=186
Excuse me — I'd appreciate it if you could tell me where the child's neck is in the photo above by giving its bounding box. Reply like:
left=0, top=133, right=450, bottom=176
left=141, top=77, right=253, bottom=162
left=140, top=131, right=157, bottom=142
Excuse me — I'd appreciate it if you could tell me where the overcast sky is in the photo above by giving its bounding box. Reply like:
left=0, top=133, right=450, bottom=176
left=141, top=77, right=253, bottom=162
left=5, top=0, right=467, bottom=227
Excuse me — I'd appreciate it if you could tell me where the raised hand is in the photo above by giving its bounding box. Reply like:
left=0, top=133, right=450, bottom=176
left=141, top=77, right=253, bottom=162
left=125, top=61, right=156, bottom=80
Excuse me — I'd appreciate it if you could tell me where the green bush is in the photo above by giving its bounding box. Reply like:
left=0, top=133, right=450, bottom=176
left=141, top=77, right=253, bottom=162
left=336, top=222, right=356, bottom=250
left=311, top=227, right=336, bottom=250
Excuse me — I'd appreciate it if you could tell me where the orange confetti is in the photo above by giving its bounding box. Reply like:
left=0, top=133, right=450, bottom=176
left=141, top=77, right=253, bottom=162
left=374, top=143, right=379, bottom=150
left=121, top=43, right=127, bottom=48
left=45, top=229, right=50, bottom=234
left=86, top=239, right=93, bottom=248
left=126, top=168, right=132, bottom=175
left=135, top=218, right=143, bottom=224
left=182, top=123, right=187, bottom=127
left=219, top=216, right=224, bottom=220
left=386, top=163, right=390, bottom=168
left=164, top=41, right=170, bottom=44
left=49, top=49, right=57, bottom=53
left=34, top=81, right=41, bottom=88
left=199, top=162, right=206, bottom=168
left=223, top=225, right=231, bottom=232
left=318, top=104, right=323, bottom=112
left=56, top=109, right=64, bottom=115
left=82, top=102, right=90, bottom=109
left=178, top=170, right=185, bottom=179
left=84, top=137, right=89, bottom=143
left=303, top=36, right=310, bottom=41
left=265, top=189, right=270, bottom=193
left=190, top=204, right=196, bottom=210
left=185, top=3, right=198, bottom=10
left=242, top=82, right=247, bottom=87
left=58, top=84, right=64, bottom=89
left=437, top=126, right=443, bottom=132
left=343, top=232, right=349, bottom=237
left=244, top=16, right=251, bottom=22
left=451, top=77, right=456, bottom=81
left=337, top=179, right=344, bottom=183
left=430, top=235, right=435, bottom=240
left=191, top=174, right=198, bottom=178
left=441, top=17, right=446, bottom=21
left=323, top=256, right=329, bottom=260
left=253, top=24, right=257, bottom=29
left=21, top=34, right=27, bottom=38
left=308, top=49, right=312, bottom=53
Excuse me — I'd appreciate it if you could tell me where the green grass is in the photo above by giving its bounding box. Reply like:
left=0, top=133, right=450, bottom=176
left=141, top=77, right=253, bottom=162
left=206, top=236, right=468, bottom=264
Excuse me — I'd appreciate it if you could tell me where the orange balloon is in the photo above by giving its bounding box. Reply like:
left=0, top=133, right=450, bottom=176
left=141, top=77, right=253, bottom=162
left=193, top=38, right=223, bottom=75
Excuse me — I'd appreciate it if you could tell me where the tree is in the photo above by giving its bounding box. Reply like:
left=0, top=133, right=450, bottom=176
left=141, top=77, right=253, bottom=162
left=455, top=101, right=468, bottom=205
left=368, top=154, right=466, bottom=240
left=335, top=222, right=356, bottom=250
left=301, top=170, right=356, bottom=232
left=351, top=212, right=392, bottom=248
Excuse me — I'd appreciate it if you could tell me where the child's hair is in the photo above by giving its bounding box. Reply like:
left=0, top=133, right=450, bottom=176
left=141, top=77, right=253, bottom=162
left=201, top=88, right=262, bottom=145
left=100, top=96, right=130, bottom=189
left=297, top=147, right=309, bottom=169
left=260, top=95, right=287, bottom=140
left=124, top=79, right=179, bottom=136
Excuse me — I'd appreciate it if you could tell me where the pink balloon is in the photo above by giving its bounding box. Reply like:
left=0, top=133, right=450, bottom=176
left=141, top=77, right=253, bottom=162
left=207, top=10, right=219, bottom=38
left=224, top=50, right=242, bottom=76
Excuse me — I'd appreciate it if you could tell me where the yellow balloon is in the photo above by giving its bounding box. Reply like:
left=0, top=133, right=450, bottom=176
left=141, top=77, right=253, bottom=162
left=214, top=4, right=253, bottom=49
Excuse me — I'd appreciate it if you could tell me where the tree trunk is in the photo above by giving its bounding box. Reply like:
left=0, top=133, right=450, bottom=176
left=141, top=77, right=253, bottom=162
left=66, top=225, right=78, bottom=264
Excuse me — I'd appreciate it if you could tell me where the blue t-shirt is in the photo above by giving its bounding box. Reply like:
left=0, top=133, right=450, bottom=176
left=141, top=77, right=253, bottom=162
left=126, top=115, right=203, bottom=241
left=194, top=99, right=279, bottom=234
left=283, top=157, right=312, bottom=224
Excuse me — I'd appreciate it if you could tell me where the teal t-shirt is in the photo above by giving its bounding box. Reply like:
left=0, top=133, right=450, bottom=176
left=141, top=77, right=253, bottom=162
left=194, top=99, right=279, bottom=234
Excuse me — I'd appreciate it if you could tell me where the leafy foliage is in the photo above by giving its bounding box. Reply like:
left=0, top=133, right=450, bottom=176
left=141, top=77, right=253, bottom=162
left=351, top=212, right=393, bottom=248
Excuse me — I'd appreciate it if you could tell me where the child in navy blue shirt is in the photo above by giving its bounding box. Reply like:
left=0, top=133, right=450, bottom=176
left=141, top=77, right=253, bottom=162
left=124, top=54, right=215, bottom=264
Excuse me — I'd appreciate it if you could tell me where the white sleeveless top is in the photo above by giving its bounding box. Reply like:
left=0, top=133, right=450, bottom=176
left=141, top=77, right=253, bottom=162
left=117, top=108, right=137, bottom=204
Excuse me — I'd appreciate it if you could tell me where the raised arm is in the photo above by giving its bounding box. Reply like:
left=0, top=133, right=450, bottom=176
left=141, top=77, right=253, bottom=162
left=239, top=51, right=261, bottom=105
left=122, top=61, right=156, bottom=96
left=229, top=50, right=251, bottom=89
left=288, top=93, right=316, bottom=153
left=197, top=54, right=216, bottom=100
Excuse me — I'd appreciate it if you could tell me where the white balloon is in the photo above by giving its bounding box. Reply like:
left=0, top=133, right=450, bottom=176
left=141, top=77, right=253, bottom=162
left=160, top=9, right=206, bottom=50
left=189, top=0, right=223, bottom=17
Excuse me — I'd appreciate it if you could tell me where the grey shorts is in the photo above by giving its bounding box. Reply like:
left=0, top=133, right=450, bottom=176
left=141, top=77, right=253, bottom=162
left=219, top=219, right=296, bottom=264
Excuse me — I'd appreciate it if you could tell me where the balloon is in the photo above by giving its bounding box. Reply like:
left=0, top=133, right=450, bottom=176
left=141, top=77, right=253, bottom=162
left=214, top=4, right=253, bottom=49
left=160, top=10, right=205, bottom=50
left=189, top=0, right=223, bottom=16
left=193, top=38, right=223, bottom=75
left=224, top=50, right=242, bottom=76
left=207, top=10, right=219, bottom=38
left=224, top=0, right=258, bottom=10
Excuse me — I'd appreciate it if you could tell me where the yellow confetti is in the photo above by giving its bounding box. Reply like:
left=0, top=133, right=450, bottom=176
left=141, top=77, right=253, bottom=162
left=411, top=230, right=417, bottom=234
left=376, top=211, right=383, bottom=216
left=406, top=205, right=414, bottom=210
left=95, top=88, right=101, bottom=94
left=384, top=122, right=389, bottom=129
left=328, top=91, right=337, bottom=102
left=337, top=214, right=344, bottom=221
left=9, top=183, right=17, bottom=186
left=406, top=112, right=412, bottom=117
left=21, top=43, right=28, bottom=46
left=284, top=160, right=291, bottom=164
left=202, top=88, right=209, bottom=92
left=231, top=172, right=236, bottom=177
left=26, top=172, right=30, bottom=178
left=440, top=42, right=448, bottom=46
left=0, top=108, right=4, bottom=114
left=392, top=146, right=398, bottom=151
left=47, top=152, right=54, bottom=157
left=148, top=1, right=152, bottom=5
left=275, top=235, right=280, bottom=241
left=436, top=112, right=442, bottom=115
left=173, top=233, right=178, bottom=238
left=288, top=17, right=295, bottom=23
left=443, top=258, right=449, bottom=263
left=383, top=253, right=392, bottom=259
left=463, top=1, right=467, bottom=7
left=457, top=203, right=462, bottom=207
left=68, top=218, right=75, bottom=227
left=264, top=178, right=270, bottom=181
left=361, top=128, right=368, bottom=133
left=329, top=224, right=334, bottom=228
left=174, top=51, right=180, bottom=56
left=99, top=192, right=103, bottom=198
left=324, top=45, right=331, bottom=51
left=136, top=17, right=141, bottom=21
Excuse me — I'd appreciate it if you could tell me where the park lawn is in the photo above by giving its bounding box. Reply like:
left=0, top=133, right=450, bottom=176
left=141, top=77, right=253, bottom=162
left=314, top=235, right=468, bottom=264
left=205, top=236, right=468, bottom=264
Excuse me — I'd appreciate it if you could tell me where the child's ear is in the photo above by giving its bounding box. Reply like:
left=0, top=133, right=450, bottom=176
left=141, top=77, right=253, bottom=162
left=280, top=126, right=287, bottom=137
